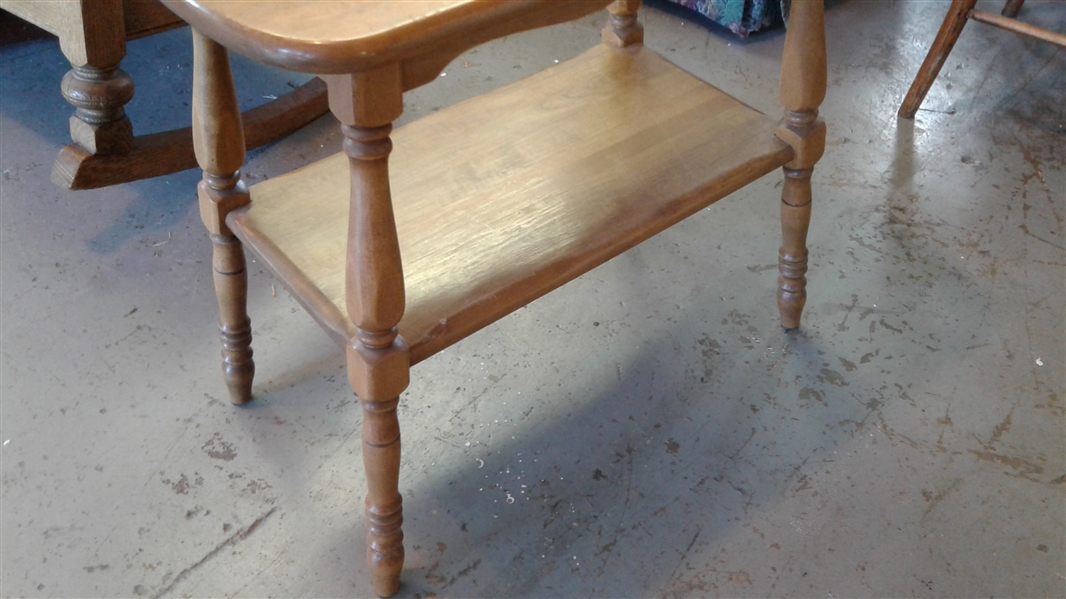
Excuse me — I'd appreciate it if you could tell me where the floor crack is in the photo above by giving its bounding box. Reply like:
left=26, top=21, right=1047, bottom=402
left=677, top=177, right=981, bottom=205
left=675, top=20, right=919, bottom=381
left=150, top=506, right=278, bottom=599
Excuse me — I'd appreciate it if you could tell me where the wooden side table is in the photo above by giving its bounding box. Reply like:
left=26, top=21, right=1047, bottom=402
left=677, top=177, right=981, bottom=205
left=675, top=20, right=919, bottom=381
left=161, top=1, right=827, bottom=595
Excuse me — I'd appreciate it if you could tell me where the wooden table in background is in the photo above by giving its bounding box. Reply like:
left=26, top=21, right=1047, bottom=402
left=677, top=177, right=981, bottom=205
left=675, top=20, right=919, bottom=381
left=0, top=0, right=328, bottom=190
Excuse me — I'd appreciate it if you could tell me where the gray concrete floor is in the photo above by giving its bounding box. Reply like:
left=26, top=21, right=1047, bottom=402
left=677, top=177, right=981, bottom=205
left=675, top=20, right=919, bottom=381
left=2, top=2, right=1064, bottom=598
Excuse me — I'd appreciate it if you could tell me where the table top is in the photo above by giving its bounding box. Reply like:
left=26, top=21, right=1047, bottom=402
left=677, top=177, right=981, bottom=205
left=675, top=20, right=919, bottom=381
left=161, top=0, right=610, bottom=74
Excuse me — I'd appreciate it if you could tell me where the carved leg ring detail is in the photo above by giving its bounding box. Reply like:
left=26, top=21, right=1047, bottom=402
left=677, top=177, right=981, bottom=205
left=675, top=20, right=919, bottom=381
left=361, top=396, right=404, bottom=597
left=778, top=167, right=813, bottom=329
left=61, top=65, right=135, bottom=155
left=211, top=233, right=254, bottom=403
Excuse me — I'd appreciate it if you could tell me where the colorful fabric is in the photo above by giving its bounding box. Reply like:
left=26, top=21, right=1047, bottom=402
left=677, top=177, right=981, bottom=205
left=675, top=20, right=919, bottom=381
left=662, top=0, right=784, bottom=36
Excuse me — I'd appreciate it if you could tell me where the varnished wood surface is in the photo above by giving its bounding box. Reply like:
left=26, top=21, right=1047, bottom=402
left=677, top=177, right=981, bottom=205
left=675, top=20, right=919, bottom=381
left=1, top=0, right=182, bottom=38
left=229, top=43, right=794, bottom=365
left=161, top=0, right=610, bottom=77
left=1, top=0, right=125, bottom=65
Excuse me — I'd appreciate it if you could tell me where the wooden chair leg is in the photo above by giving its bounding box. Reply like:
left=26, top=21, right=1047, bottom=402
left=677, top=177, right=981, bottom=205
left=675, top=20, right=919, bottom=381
left=1002, top=0, right=1024, bottom=18
left=898, top=0, right=978, bottom=119
left=192, top=29, right=254, bottom=404
left=778, top=167, right=813, bottom=328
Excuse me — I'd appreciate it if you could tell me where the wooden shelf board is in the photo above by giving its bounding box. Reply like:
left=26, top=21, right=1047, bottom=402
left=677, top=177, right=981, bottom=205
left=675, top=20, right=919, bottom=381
left=229, top=43, right=793, bottom=365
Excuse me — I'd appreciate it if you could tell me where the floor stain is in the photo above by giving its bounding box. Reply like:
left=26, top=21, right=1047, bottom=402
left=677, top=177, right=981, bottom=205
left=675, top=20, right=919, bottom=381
left=201, top=433, right=237, bottom=461
left=728, top=570, right=753, bottom=586
left=969, top=449, right=1044, bottom=481
left=820, top=368, right=848, bottom=387
left=921, top=478, right=963, bottom=519
left=161, top=473, right=203, bottom=496
left=988, top=409, right=1014, bottom=447
left=860, top=350, right=879, bottom=364
left=799, top=387, right=825, bottom=404
left=444, top=559, right=481, bottom=588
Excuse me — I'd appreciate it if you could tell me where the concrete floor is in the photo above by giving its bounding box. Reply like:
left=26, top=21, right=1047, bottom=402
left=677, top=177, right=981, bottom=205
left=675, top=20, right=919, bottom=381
left=2, top=2, right=1063, bottom=597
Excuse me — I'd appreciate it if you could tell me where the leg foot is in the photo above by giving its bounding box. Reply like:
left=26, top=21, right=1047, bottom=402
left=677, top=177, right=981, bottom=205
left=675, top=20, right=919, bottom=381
left=361, top=396, right=404, bottom=597
left=211, top=233, right=254, bottom=404
left=778, top=167, right=812, bottom=329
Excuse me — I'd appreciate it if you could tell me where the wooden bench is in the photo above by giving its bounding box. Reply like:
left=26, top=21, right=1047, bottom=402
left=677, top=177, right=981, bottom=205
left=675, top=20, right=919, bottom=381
left=159, top=1, right=827, bottom=595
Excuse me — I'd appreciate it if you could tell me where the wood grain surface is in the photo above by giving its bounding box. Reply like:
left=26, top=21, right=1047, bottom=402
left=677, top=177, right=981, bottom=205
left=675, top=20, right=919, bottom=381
left=161, top=0, right=612, bottom=76
left=229, top=43, right=794, bottom=365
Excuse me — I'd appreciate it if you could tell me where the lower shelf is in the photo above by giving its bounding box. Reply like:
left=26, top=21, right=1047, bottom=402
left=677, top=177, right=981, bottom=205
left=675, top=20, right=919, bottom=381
left=229, top=42, right=793, bottom=365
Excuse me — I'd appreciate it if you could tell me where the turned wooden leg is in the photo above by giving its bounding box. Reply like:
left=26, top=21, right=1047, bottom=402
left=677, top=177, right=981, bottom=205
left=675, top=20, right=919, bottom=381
left=47, top=0, right=135, bottom=156
left=61, top=63, right=135, bottom=155
left=602, top=0, right=644, bottom=47
left=328, top=68, right=411, bottom=598
left=778, top=167, right=813, bottom=329
left=325, top=67, right=409, bottom=596
left=360, top=394, right=404, bottom=597
left=898, top=0, right=977, bottom=119
left=191, top=29, right=254, bottom=404
left=1002, top=0, right=1024, bottom=18
left=775, top=1, right=825, bottom=329
left=211, top=228, right=254, bottom=404
left=340, top=121, right=409, bottom=597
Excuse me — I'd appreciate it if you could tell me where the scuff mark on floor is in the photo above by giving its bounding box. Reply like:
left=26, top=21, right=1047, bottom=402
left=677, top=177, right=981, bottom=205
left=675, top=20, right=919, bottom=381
left=146, top=506, right=278, bottom=598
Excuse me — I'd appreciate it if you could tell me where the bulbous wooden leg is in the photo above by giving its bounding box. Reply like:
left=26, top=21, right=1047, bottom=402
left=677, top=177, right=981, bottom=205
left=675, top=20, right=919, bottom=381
left=360, top=394, right=404, bottom=597
left=778, top=167, right=812, bottom=329
left=341, top=122, right=408, bottom=597
left=328, top=72, right=409, bottom=597
left=211, top=231, right=254, bottom=404
left=61, top=63, right=135, bottom=155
